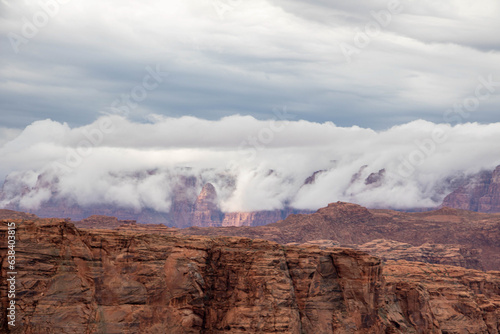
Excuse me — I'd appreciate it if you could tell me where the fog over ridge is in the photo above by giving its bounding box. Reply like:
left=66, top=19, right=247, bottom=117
left=1, top=115, right=500, bottom=213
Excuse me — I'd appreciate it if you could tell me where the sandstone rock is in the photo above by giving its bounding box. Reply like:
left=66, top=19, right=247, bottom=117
left=286, top=239, right=341, bottom=249
left=0, top=173, right=311, bottom=228
left=288, top=238, right=484, bottom=270
left=354, top=239, right=483, bottom=270
left=1, top=218, right=499, bottom=333
left=383, top=260, right=500, bottom=334
left=221, top=211, right=281, bottom=227
left=183, top=202, right=500, bottom=271
left=0, top=209, right=38, bottom=220
left=191, top=183, right=222, bottom=227
left=221, top=208, right=312, bottom=227
left=74, top=215, right=137, bottom=229
left=442, top=165, right=500, bottom=212
left=170, top=175, right=199, bottom=228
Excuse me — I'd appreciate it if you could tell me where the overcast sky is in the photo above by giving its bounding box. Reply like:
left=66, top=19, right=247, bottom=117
left=1, top=0, right=500, bottom=130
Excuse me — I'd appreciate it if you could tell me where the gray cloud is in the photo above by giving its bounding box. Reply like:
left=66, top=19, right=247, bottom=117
left=1, top=0, right=499, bottom=130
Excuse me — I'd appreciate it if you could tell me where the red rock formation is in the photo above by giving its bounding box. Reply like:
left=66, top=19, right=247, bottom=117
left=221, top=208, right=312, bottom=227
left=354, top=239, right=483, bottom=270
left=170, top=175, right=198, bottom=228
left=1, top=218, right=499, bottom=333
left=183, top=202, right=500, bottom=271
left=442, top=165, right=500, bottom=212
left=383, top=260, right=500, bottom=334
left=191, top=183, right=222, bottom=227
left=0, top=209, right=37, bottom=220
left=288, top=239, right=484, bottom=270
left=0, top=173, right=310, bottom=228
left=222, top=211, right=279, bottom=227
left=74, top=215, right=137, bottom=229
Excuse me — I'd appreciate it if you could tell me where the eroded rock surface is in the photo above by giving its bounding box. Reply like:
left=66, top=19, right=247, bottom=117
left=355, top=239, right=484, bottom=270
left=183, top=202, right=500, bottom=271
left=0, top=218, right=499, bottom=333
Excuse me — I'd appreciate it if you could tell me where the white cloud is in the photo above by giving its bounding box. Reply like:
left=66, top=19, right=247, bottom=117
left=0, top=127, right=22, bottom=147
left=1, top=115, right=500, bottom=212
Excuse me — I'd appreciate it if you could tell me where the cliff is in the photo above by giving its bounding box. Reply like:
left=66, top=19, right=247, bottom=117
left=442, top=165, right=500, bottom=212
left=191, top=183, right=223, bottom=227
left=0, top=218, right=499, bottom=333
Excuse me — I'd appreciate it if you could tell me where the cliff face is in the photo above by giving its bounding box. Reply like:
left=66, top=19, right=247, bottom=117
left=383, top=260, right=500, bottom=334
left=191, top=183, right=222, bottom=227
left=221, top=211, right=282, bottom=227
left=1, top=218, right=499, bottom=333
left=221, top=208, right=310, bottom=227
left=442, top=165, right=500, bottom=212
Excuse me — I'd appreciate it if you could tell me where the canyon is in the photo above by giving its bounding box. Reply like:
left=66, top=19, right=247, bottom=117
left=3, top=164, right=500, bottom=229
left=1, top=214, right=499, bottom=333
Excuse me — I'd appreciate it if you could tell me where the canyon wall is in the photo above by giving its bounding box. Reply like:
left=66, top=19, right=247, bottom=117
left=0, top=217, right=499, bottom=333
left=443, top=165, right=500, bottom=212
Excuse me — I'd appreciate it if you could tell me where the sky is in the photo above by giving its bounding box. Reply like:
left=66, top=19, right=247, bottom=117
left=1, top=1, right=500, bottom=214
left=1, top=0, right=499, bottom=130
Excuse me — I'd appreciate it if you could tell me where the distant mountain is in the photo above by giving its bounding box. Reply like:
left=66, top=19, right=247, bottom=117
left=442, top=165, right=500, bottom=212
left=3, top=164, right=500, bottom=228
left=0, top=170, right=311, bottom=227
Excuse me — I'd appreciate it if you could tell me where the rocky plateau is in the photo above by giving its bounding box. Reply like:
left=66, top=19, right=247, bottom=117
left=182, top=202, right=500, bottom=271
left=0, top=215, right=499, bottom=333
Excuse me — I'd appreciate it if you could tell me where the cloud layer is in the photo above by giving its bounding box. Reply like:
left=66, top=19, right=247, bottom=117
left=1, top=0, right=500, bottom=129
left=1, top=115, right=500, bottom=212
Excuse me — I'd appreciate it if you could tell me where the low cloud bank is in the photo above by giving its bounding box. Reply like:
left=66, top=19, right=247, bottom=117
left=1, top=115, right=500, bottom=212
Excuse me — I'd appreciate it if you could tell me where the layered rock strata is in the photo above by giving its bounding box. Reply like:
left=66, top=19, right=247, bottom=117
left=182, top=202, right=500, bottom=271
left=0, top=218, right=499, bottom=333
